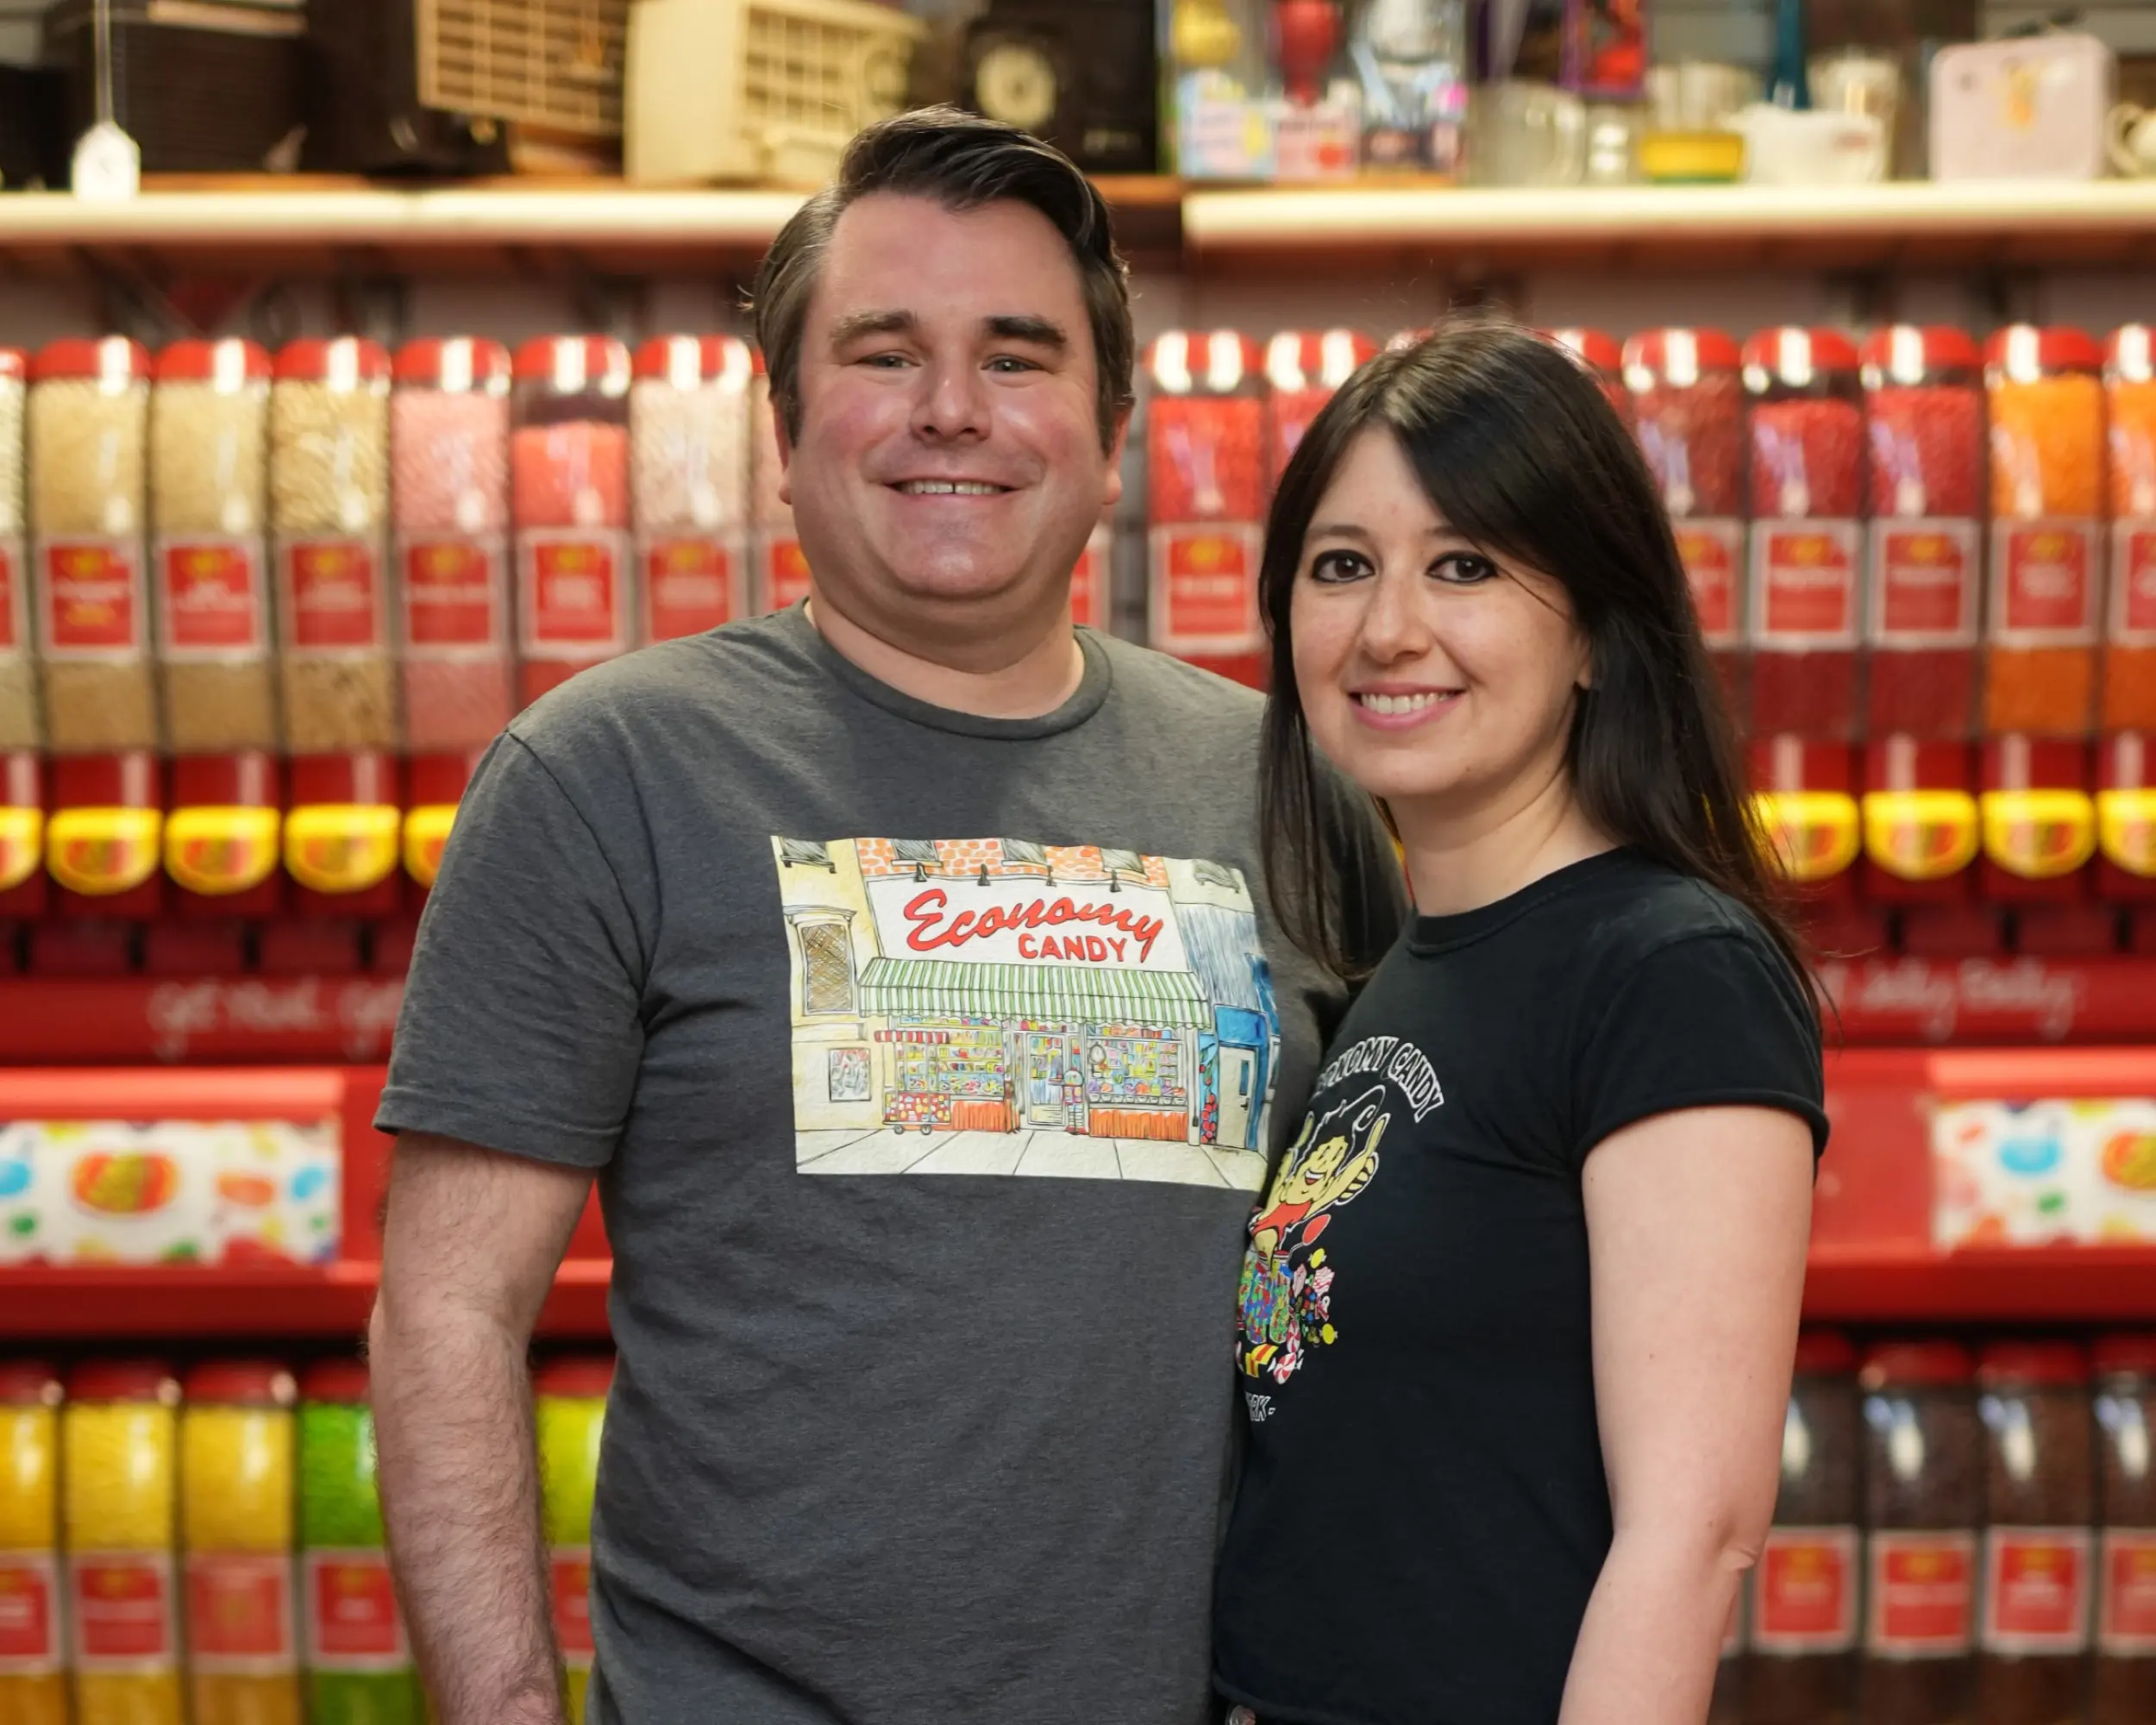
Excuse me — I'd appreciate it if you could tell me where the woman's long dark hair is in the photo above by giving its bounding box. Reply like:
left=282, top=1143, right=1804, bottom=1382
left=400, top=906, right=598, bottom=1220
left=1262, top=318, right=1810, bottom=1000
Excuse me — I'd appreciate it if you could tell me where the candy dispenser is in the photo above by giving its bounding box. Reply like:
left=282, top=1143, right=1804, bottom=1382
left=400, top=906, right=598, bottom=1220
left=1622, top=329, right=1747, bottom=720
left=1752, top=734, right=1868, bottom=938
left=512, top=336, right=632, bottom=702
left=2094, top=1334, right=2156, bottom=1725
left=0, top=750, right=40, bottom=923
left=1263, top=328, right=1377, bottom=485
left=392, top=338, right=513, bottom=753
left=271, top=339, right=396, bottom=758
left=29, top=337, right=154, bottom=756
left=1745, top=327, right=1865, bottom=743
left=751, top=349, right=809, bottom=615
left=2101, top=330, right=2156, bottom=911
left=47, top=750, right=164, bottom=924
left=1145, top=329, right=1266, bottom=686
left=1859, top=327, right=1986, bottom=932
left=1985, top=324, right=2105, bottom=738
left=1070, top=513, right=1114, bottom=632
left=152, top=339, right=276, bottom=756
left=281, top=750, right=401, bottom=930
left=1169, top=0, right=1274, bottom=179
left=0, top=1362, right=63, bottom=1725
left=0, top=349, right=31, bottom=755
left=631, top=335, right=752, bottom=643
left=63, top=1360, right=183, bottom=1725
left=164, top=750, right=283, bottom=927
left=1547, top=327, right=1628, bottom=425
left=181, top=1361, right=301, bottom=1725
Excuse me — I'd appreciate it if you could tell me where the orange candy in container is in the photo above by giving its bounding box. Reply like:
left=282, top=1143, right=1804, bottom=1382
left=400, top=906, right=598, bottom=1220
left=2102, top=329, right=2156, bottom=904
left=1144, top=329, right=1267, bottom=687
left=512, top=336, right=632, bottom=704
left=392, top=337, right=514, bottom=752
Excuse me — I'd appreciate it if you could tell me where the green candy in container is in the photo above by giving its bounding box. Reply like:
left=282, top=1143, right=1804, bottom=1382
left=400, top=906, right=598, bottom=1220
left=535, top=1357, right=611, bottom=1725
left=298, top=1361, right=423, bottom=1725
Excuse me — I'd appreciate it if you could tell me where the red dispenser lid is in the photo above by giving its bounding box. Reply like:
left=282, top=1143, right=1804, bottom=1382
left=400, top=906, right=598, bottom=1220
left=31, top=336, right=151, bottom=386
left=274, top=337, right=392, bottom=385
left=69, top=1359, right=179, bottom=1403
left=1146, top=329, right=1263, bottom=396
left=185, top=1360, right=298, bottom=1408
left=300, top=1359, right=370, bottom=1403
left=394, top=336, right=513, bottom=394
left=1860, top=1340, right=1975, bottom=1388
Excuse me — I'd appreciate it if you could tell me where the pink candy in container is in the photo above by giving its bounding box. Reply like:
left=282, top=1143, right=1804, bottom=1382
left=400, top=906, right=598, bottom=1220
left=630, top=335, right=753, bottom=642
left=392, top=338, right=513, bottom=750
left=511, top=336, right=631, bottom=705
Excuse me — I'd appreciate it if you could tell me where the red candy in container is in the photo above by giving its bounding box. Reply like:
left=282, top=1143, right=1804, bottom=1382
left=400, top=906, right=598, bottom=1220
left=1745, top=327, right=1865, bottom=743
left=392, top=337, right=513, bottom=751
left=1263, top=328, right=1377, bottom=483
left=631, top=335, right=753, bottom=642
left=1622, top=329, right=1746, bottom=718
left=1145, top=330, right=1267, bottom=687
left=511, top=336, right=632, bottom=704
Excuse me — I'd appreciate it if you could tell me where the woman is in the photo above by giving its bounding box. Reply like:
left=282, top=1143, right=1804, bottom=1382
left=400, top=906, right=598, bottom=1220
left=1213, top=321, right=1826, bottom=1725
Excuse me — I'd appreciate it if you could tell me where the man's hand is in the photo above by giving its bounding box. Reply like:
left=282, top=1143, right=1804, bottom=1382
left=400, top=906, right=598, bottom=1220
left=370, top=1132, right=595, bottom=1725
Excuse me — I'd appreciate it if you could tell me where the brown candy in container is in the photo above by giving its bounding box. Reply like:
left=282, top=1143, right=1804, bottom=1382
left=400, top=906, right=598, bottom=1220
left=392, top=338, right=513, bottom=751
left=631, top=335, right=753, bottom=642
left=152, top=340, right=276, bottom=753
left=1858, top=1340, right=1981, bottom=1725
left=1977, top=1341, right=2094, bottom=1725
left=0, top=348, right=30, bottom=750
left=271, top=339, right=396, bottom=753
left=1752, top=1329, right=1860, bottom=1724
left=2096, top=1334, right=2156, bottom=1725
left=512, top=336, right=631, bottom=703
left=29, top=337, right=155, bottom=753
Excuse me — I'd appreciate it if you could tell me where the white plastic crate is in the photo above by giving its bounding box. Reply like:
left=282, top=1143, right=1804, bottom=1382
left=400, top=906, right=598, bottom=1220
left=417, top=0, right=630, bottom=139
left=626, top=0, right=926, bottom=187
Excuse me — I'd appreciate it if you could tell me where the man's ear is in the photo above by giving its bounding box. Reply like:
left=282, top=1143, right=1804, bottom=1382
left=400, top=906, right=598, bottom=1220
left=773, top=398, right=795, bottom=507
left=1100, top=405, right=1132, bottom=508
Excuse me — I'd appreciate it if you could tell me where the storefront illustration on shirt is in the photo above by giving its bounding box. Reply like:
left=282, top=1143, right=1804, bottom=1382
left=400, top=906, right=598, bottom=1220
left=772, top=835, right=1283, bottom=1189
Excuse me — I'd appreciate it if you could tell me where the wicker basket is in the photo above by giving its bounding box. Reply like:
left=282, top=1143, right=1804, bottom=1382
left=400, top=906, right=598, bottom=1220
left=417, top=0, right=630, bottom=138
left=625, top=0, right=926, bottom=187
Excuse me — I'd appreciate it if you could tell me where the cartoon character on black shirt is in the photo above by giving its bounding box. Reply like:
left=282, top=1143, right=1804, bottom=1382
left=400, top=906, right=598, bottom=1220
left=1238, top=1087, right=1388, bottom=1386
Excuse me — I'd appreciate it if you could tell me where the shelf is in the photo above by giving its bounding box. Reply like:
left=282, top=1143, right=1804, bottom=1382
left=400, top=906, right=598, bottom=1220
left=0, top=175, right=1188, bottom=279
left=1803, top=1245, right=2156, bottom=1324
left=0, top=1259, right=611, bottom=1339
left=1181, top=179, right=2156, bottom=273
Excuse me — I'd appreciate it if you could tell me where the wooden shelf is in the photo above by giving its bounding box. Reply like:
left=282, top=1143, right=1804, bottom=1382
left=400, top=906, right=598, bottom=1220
left=1181, top=178, right=2156, bottom=273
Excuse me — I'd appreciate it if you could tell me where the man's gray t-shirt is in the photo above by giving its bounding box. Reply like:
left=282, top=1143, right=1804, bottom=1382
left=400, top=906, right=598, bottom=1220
left=376, top=607, right=1402, bottom=1725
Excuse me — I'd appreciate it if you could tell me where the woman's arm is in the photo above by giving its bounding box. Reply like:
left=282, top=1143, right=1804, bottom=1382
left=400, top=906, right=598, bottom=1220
left=1557, top=1103, right=1815, bottom=1725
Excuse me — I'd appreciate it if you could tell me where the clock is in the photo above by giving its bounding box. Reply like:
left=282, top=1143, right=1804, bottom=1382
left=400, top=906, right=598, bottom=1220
left=975, top=40, right=1060, bottom=133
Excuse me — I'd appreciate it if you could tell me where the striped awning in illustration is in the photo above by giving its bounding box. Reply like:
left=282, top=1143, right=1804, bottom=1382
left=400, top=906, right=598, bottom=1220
left=859, top=958, right=1212, bottom=1028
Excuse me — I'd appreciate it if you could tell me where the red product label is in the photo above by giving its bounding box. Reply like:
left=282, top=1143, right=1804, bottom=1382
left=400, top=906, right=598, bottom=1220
left=1993, top=522, right=2099, bottom=644
left=1982, top=1528, right=2090, bottom=1654
left=185, top=1552, right=295, bottom=1672
left=2112, top=521, right=2156, bottom=645
left=642, top=533, right=740, bottom=641
left=550, top=1546, right=593, bottom=1665
left=303, top=1550, right=406, bottom=1672
left=1070, top=524, right=1112, bottom=630
left=159, top=537, right=265, bottom=656
left=1674, top=520, right=1743, bottom=645
left=1866, top=1531, right=1976, bottom=1657
left=281, top=537, right=384, bottom=652
left=520, top=529, right=626, bottom=655
left=1752, top=520, right=1861, bottom=646
left=0, top=535, right=22, bottom=655
left=401, top=535, right=505, bottom=652
left=1753, top=1527, right=1859, bottom=1653
left=1871, top=520, right=1979, bottom=646
left=761, top=536, right=812, bottom=613
left=2101, top=1529, right=2156, bottom=1653
left=39, top=536, right=143, bottom=656
left=69, top=1551, right=175, bottom=1669
left=1150, top=524, right=1261, bottom=652
left=0, top=1552, right=59, bottom=1672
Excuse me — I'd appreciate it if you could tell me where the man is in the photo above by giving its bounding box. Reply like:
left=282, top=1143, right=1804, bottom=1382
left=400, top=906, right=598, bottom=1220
left=369, top=108, right=1401, bottom=1725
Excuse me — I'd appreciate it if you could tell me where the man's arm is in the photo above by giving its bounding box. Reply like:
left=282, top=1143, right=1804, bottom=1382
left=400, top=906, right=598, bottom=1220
left=1557, top=1104, right=1814, bottom=1725
left=370, top=1131, right=596, bottom=1725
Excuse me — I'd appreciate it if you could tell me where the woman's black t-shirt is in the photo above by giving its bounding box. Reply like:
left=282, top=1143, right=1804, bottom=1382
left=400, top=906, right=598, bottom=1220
left=1212, top=849, right=1828, bottom=1725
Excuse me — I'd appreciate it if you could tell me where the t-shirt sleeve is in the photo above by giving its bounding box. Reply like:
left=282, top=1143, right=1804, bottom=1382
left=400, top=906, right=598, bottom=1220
left=375, top=731, right=647, bottom=1169
left=1570, top=931, right=1827, bottom=1167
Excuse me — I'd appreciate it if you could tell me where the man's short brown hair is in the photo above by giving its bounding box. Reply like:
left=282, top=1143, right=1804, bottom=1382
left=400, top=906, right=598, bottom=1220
left=751, top=107, right=1135, bottom=455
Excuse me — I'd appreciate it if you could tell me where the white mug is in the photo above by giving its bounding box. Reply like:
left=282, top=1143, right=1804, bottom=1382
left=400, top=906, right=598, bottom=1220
left=1469, top=79, right=1588, bottom=187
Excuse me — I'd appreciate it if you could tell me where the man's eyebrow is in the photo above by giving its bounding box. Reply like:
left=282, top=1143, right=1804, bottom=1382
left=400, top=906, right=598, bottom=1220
left=986, top=314, right=1068, bottom=350
left=830, top=309, right=916, bottom=345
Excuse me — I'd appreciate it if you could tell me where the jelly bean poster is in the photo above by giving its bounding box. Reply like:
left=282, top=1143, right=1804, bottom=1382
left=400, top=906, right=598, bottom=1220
left=771, top=836, right=1282, bottom=1190
left=1934, top=1097, right=2156, bottom=1248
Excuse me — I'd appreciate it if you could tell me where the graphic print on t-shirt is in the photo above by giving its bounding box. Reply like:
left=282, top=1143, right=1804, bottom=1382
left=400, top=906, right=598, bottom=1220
left=772, top=836, right=1284, bottom=1189
left=1238, top=1035, right=1443, bottom=1385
